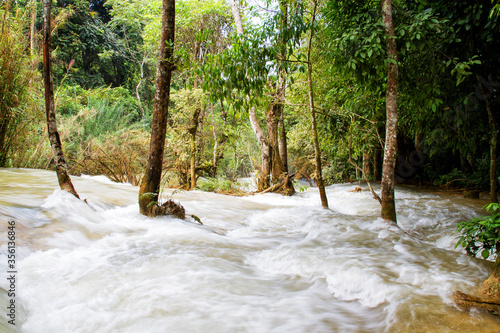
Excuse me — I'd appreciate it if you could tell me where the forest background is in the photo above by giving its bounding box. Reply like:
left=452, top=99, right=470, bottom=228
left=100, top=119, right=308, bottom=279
left=1, top=0, right=499, bottom=200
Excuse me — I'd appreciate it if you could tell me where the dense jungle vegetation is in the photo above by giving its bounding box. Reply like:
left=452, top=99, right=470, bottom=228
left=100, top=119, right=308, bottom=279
left=1, top=0, right=499, bottom=198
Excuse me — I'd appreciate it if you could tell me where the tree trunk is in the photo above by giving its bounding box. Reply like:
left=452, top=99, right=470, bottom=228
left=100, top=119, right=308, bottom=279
left=30, top=0, right=37, bottom=70
left=380, top=0, right=398, bottom=223
left=189, top=137, right=196, bottom=189
left=363, top=154, right=370, bottom=180
left=189, top=107, right=202, bottom=190
left=374, top=148, right=382, bottom=181
left=136, top=54, right=148, bottom=118
left=229, top=0, right=244, bottom=35
left=230, top=0, right=292, bottom=194
left=482, top=255, right=500, bottom=298
left=266, top=103, right=283, bottom=181
left=249, top=107, right=270, bottom=191
left=277, top=0, right=289, bottom=175
left=43, top=0, right=79, bottom=199
left=211, top=101, right=228, bottom=177
left=478, top=75, right=498, bottom=203
left=138, top=0, right=176, bottom=217
left=306, top=0, right=328, bottom=209
left=278, top=106, right=288, bottom=173
left=453, top=255, right=500, bottom=313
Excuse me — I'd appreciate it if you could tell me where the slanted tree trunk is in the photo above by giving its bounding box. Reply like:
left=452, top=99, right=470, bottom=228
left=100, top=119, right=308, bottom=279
left=306, top=0, right=328, bottom=209
left=43, top=0, right=79, bottom=199
left=380, top=0, right=398, bottom=222
left=138, top=0, right=184, bottom=218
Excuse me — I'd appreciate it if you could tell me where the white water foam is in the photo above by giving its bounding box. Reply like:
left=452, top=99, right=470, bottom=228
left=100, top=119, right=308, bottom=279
left=0, top=169, right=498, bottom=332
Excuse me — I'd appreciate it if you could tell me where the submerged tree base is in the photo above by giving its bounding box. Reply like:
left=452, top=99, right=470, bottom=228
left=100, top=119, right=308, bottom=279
left=259, top=174, right=296, bottom=196
left=452, top=290, right=500, bottom=315
left=143, top=199, right=186, bottom=219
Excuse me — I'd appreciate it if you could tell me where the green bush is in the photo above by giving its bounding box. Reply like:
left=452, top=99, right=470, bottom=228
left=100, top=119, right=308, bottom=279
left=455, top=203, right=500, bottom=260
left=196, top=177, right=247, bottom=195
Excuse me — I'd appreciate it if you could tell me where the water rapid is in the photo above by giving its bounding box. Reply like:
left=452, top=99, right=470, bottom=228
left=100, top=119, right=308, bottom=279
left=1, top=168, right=499, bottom=332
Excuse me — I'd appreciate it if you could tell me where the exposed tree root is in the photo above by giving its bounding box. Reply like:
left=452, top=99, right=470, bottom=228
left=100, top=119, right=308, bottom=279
left=452, top=290, right=500, bottom=315
left=145, top=200, right=205, bottom=226
left=148, top=199, right=186, bottom=220
left=259, top=173, right=296, bottom=196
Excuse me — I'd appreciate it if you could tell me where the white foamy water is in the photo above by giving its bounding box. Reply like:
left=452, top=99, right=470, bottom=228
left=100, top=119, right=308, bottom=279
left=1, top=169, right=500, bottom=332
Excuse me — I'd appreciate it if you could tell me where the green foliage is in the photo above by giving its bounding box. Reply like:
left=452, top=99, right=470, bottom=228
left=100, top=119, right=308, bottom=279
left=456, top=203, right=500, bottom=260
left=58, top=86, right=140, bottom=139
left=0, top=3, right=41, bottom=167
left=450, top=56, right=482, bottom=86
left=196, top=177, right=247, bottom=194
left=292, top=180, right=308, bottom=193
left=202, top=0, right=307, bottom=110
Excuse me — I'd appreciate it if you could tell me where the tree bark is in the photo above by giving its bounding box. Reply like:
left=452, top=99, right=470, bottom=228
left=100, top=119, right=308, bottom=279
left=266, top=102, right=283, bottom=181
left=278, top=105, right=288, bottom=173
left=478, top=75, right=498, bottom=203
left=380, top=0, right=398, bottom=222
left=43, top=0, right=79, bottom=199
left=277, top=0, right=289, bottom=175
left=363, top=154, right=371, bottom=180
left=211, top=101, right=228, bottom=177
left=188, top=107, right=202, bottom=190
left=136, top=54, right=148, bottom=118
left=30, top=0, right=37, bottom=70
left=374, top=148, right=382, bottom=181
left=229, top=0, right=244, bottom=35
left=249, top=107, right=270, bottom=190
left=482, top=255, right=500, bottom=298
left=306, top=0, right=328, bottom=209
left=138, top=0, right=176, bottom=216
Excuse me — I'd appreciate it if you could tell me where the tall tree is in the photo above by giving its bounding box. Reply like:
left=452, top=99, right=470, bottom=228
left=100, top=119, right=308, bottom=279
left=229, top=0, right=272, bottom=190
left=380, top=0, right=398, bottom=222
left=226, top=0, right=295, bottom=195
left=477, top=75, right=499, bottom=203
left=138, top=0, right=178, bottom=217
left=306, top=0, right=328, bottom=208
left=43, top=0, right=80, bottom=199
left=277, top=0, right=289, bottom=175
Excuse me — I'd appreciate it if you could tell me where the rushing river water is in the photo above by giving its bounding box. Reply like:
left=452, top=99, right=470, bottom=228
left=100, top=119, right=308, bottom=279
left=1, top=168, right=500, bottom=332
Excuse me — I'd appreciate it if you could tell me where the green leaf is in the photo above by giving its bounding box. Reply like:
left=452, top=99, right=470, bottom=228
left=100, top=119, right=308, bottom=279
left=481, top=249, right=490, bottom=259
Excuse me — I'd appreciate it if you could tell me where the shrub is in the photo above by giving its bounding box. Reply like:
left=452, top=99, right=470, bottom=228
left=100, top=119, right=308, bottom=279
left=196, top=177, right=247, bottom=195
left=455, top=203, right=500, bottom=260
